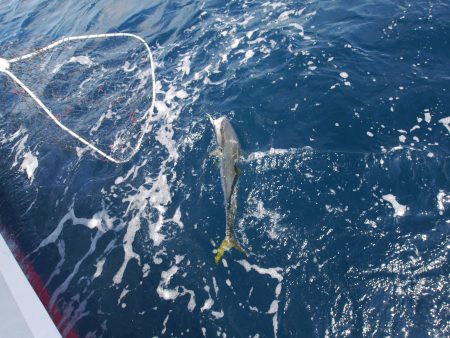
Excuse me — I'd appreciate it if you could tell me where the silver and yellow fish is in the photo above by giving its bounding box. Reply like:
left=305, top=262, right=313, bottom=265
left=209, top=116, right=246, bottom=264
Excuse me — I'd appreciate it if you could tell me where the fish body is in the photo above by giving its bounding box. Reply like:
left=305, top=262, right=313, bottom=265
left=210, top=116, right=246, bottom=264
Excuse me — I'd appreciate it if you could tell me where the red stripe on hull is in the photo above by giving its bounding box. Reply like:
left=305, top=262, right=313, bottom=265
left=1, top=228, right=80, bottom=338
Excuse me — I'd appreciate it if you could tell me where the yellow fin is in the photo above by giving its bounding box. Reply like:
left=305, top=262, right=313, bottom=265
left=215, top=237, right=246, bottom=265
left=235, top=165, right=242, bottom=176
left=231, top=237, right=246, bottom=255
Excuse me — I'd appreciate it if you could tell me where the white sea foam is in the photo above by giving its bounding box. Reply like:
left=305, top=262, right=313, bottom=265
left=161, top=314, right=170, bottom=335
left=122, top=61, right=137, bottom=72
left=111, top=78, right=183, bottom=286
left=289, top=23, right=305, bottom=36
left=212, top=277, right=219, bottom=296
left=114, top=159, right=148, bottom=185
left=12, top=134, right=29, bottom=168
left=237, top=260, right=283, bottom=282
left=90, top=107, right=114, bottom=134
left=69, top=56, right=94, bottom=67
left=278, top=10, right=294, bottom=21
left=142, top=263, right=150, bottom=278
left=19, top=152, right=38, bottom=183
left=156, top=259, right=196, bottom=312
left=118, top=287, right=130, bottom=304
left=230, top=38, right=241, bottom=49
left=267, top=299, right=278, bottom=314
left=157, top=265, right=180, bottom=300
left=49, top=232, right=101, bottom=309
left=382, top=194, right=407, bottom=217
left=180, top=55, right=191, bottom=76
left=241, top=50, right=255, bottom=64
left=200, top=284, right=214, bottom=312
left=201, top=297, right=214, bottom=312
left=438, top=116, right=450, bottom=132
left=364, top=219, right=377, bottom=228
left=211, top=310, right=224, bottom=319
left=437, top=190, right=449, bottom=215
left=52, top=55, right=93, bottom=74
left=34, top=205, right=119, bottom=253
left=93, top=258, right=106, bottom=279
left=245, top=148, right=290, bottom=161
left=113, top=215, right=142, bottom=285
left=86, top=209, right=116, bottom=232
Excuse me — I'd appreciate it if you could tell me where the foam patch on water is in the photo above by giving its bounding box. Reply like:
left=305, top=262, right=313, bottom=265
left=382, top=194, right=407, bottom=217
left=10, top=131, right=30, bottom=168
left=211, top=310, right=224, bottom=319
left=245, top=147, right=309, bottom=161
left=179, top=55, right=191, bottom=76
left=19, top=151, right=38, bottom=183
left=268, top=283, right=283, bottom=338
left=113, top=214, right=142, bottom=284
left=52, top=55, right=94, bottom=74
left=115, top=160, right=148, bottom=185
left=438, top=116, right=450, bottom=132
left=436, top=190, right=449, bottom=215
left=200, top=285, right=214, bottom=312
left=236, top=259, right=283, bottom=337
left=237, top=260, right=283, bottom=282
left=156, top=259, right=196, bottom=312
left=34, top=205, right=120, bottom=252
left=69, top=56, right=93, bottom=67
left=50, top=232, right=101, bottom=317
left=93, top=258, right=106, bottom=279
left=118, top=287, right=130, bottom=304
left=241, top=50, right=255, bottom=64
left=111, top=78, right=185, bottom=284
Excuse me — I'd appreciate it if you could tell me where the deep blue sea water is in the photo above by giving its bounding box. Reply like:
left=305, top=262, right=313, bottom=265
left=0, top=0, right=449, bottom=337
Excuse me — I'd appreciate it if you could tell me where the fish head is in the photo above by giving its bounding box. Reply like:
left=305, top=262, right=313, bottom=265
left=211, top=117, right=238, bottom=147
left=208, top=116, right=225, bottom=146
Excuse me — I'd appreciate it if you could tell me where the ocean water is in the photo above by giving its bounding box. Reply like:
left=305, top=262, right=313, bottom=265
left=0, top=0, right=449, bottom=337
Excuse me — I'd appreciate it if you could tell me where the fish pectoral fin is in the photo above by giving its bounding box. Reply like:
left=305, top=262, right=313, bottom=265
left=215, top=237, right=246, bottom=265
left=234, top=164, right=242, bottom=176
left=207, top=113, right=214, bottom=126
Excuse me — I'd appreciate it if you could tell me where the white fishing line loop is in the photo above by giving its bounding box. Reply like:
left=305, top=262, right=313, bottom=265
left=0, top=33, right=156, bottom=164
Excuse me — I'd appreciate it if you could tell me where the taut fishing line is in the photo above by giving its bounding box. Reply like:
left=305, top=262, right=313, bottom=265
left=0, top=33, right=156, bottom=163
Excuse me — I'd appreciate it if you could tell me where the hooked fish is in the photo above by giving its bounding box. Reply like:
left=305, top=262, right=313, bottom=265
left=209, top=116, right=246, bottom=264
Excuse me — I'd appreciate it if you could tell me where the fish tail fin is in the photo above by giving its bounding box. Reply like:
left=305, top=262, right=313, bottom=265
left=231, top=237, right=246, bottom=255
left=215, top=236, right=246, bottom=265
